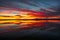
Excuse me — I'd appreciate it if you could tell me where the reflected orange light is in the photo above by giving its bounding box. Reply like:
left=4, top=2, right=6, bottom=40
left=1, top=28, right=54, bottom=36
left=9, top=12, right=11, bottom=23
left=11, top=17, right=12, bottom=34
left=0, top=7, right=60, bottom=29
left=0, top=20, right=60, bottom=29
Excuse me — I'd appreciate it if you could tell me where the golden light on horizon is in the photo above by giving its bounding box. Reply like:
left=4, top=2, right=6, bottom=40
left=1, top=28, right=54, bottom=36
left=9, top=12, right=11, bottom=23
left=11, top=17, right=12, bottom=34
left=0, top=7, right=60, bottom=29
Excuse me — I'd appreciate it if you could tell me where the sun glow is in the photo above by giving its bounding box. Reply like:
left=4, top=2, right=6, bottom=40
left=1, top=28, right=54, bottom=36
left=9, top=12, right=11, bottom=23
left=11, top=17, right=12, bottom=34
left=0, top=7, right=60, bottom=29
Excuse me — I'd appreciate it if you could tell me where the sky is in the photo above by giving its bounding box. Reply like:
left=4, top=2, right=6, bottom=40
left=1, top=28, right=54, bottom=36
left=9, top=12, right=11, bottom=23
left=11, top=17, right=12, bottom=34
left=0, top=0, right=59, bottom=11
left=0, top=0, right=60, bottom=16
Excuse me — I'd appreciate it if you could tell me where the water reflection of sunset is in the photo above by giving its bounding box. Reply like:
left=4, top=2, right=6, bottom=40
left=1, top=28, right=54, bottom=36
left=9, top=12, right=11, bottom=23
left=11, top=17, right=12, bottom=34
left=0, top=20, right=60, bottom=29
left=0, top=7, right=60, bottom=29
